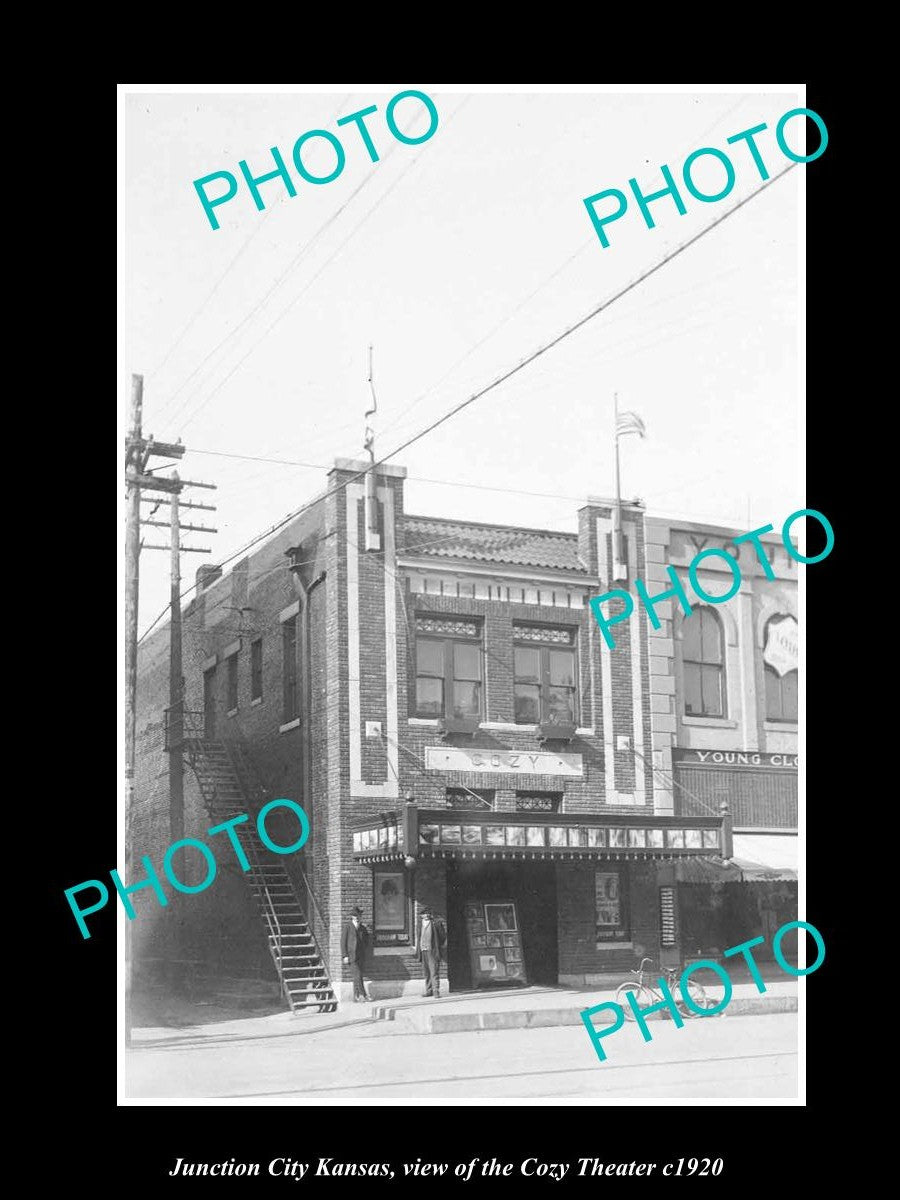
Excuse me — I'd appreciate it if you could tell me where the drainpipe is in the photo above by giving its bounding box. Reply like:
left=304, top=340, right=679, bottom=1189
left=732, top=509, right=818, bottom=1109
left=719, top=799, right=733, bottom=862
left=294, top=569, right=326, bottom=887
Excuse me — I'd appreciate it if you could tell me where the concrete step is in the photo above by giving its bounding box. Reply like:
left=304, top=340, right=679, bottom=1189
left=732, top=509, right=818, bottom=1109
left=371, top=986, right=798, bottom=1035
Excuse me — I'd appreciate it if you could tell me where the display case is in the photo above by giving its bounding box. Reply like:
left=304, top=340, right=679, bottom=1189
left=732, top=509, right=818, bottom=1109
left=463, top=900, right=528, bottom=986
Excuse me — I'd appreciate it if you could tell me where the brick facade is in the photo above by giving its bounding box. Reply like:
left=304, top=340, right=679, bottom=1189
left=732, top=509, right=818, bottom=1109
left=130, top=459, right=798, bottom=1005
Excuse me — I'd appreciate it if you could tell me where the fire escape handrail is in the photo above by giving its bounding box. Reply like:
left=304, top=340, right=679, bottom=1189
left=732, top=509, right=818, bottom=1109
left=180, top=729, right=333, bottom=1008
left=184, top=735, right=290, bottom=1004
left=240, top=818, right=285, bottom=994
left=226, top=737, right=333, bottom=992
left=293, top=860, right=332, bottom=983
left=219, top=741, right=287, bottom=979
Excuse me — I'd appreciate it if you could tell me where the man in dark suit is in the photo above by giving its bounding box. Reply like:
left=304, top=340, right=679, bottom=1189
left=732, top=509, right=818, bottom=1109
left=418, top=906, right=448, bottom=998
left=341, top=906, right=370, bottom=1002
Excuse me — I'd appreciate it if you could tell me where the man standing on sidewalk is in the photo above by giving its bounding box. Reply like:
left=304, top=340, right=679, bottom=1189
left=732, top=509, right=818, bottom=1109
left=341, top=906, right=371, bottom=1003
left=418, top=906, right=448, bottom=998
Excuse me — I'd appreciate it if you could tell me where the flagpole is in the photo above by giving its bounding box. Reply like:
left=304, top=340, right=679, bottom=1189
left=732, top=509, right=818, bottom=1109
left=613, top=391, right=625, bottom=580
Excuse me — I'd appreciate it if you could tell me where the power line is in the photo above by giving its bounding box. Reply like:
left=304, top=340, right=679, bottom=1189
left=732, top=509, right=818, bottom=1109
left=171, top=97, right=753, bottom=460
left=147, top=94, right=353, bottom=421
left=157, top=152, right=383, bottom=426
left=175, top=99, right=472, bottom=434
left=137, top=158, right=796, bottom=644
left=631, top=745, right=723, bottom=822
left=147, top=211, right=276, bottom=395
left=184, top=439, right=739, bottom=506
left=378, top=95, right=754, bottom=444
left=176, top=157, right=419, bottom=432
left=384, top=734, right=496, bottom=809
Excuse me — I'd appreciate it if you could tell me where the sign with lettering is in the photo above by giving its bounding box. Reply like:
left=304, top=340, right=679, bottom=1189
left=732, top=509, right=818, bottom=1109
left=424, top=746, right=584, bottom=777
left=673, top=749, right=798, bottom=769
left=763, top=615, right=798, bottom=677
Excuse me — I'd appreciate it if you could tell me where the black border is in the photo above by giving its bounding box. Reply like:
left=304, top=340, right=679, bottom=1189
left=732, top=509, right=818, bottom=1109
left=46, top=77, right=850, bottom=1181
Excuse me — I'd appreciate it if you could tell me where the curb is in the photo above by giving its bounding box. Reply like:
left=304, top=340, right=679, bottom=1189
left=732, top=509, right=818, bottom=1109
left=377, top=995, right=797, bottom=1035
left=130, top=1012, right=374, bottom=1052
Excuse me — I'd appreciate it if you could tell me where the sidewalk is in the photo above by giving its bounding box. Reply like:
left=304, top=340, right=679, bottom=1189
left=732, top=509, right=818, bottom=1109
left=130, top=966, right=797, bottom=1049
left=130, top=1005, right=373, bottom=1051
left=371, top=978, right=798, bottom=1034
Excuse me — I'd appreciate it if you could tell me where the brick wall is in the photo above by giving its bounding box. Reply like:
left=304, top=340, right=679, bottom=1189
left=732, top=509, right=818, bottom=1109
left=130, top=500, right=325, bottom=989
left=556, top=861, right=661, bottom=983
left=134, top=461, right=770, bottom=999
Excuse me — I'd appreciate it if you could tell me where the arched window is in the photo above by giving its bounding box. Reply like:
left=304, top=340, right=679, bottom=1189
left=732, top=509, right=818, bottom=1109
left=764, top=616, right=798, bottom=722
left=682, top=607, right=725, bottom=717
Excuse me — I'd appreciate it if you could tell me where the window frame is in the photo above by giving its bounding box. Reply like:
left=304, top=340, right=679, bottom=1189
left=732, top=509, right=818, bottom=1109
left=250, top=637, right=263, bottom=703
left=512, top=624, right=579, bottom=727
left=595, top=868, right=630, bottom=945
left=445, top=788, right=495, bottom=811
left=414, top=617, right=484, bottom=720
left=515, top=791, right=562, bottom=813
left=372, top=868, right=413, bottom=947
left=282, top=615, right=299, bottom=724
left=682, top=607, right=726, bottom=719
left=203, top=664, right=217, bottom=737
left=226, top=652, right=239, bottom=715
left=763, top=617, right=798, bottom=723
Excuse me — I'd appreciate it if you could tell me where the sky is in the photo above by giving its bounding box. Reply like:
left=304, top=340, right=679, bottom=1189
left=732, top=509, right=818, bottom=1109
left=120, top=85, right=803, bottom=636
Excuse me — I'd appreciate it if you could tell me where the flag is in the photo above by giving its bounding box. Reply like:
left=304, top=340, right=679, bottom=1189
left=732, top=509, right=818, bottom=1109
left=616, top=410, right=646, bottom=439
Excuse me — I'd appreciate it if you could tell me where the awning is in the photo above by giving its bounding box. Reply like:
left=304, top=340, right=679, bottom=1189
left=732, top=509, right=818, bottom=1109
left=350, top=807, right=724, bottom=865
left=730, top=834, right=798, bottom=881
left=674, top=856, right=743, bottom=883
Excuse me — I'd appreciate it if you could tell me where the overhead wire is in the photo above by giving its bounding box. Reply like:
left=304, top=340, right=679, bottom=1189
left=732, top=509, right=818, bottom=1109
left=377, top=93, right=754, bottom=444
left=148, top=94, right=352, bottom=419
left=176, top=98, right=472, bottom=434
left=180, top=445, right=737, bottom=508
left=630, top=745, right=727, bottom=824
left=137, top=156, right=797, bottom=644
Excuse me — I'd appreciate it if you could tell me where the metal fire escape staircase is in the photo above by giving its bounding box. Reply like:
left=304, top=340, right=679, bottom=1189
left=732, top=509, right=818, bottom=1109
left=171, top=712, right=337, bottom=1013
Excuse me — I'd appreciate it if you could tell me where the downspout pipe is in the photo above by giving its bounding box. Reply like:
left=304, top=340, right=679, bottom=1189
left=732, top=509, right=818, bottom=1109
left=294, top=568, right=326, bottom=886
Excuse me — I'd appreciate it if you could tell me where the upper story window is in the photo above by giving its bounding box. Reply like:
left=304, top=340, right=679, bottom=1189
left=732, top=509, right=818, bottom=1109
left=445, top=788, right=495, bottom=810
left=250, top=637, right=263, bottom=703
left=203, top=664, right=217, bottom=739
left=282, top=616, right=299, bottom=723
left=764, top=616, right=798, bottom=723
left=513, top=624, right=578, bottom=725
left=682, top=607, right=725, bottom=718
left=226, top=652, right=239, bottom=714
left=516, top=792, right=562, bottom=812
left=415, top=616, right=483, bottom=719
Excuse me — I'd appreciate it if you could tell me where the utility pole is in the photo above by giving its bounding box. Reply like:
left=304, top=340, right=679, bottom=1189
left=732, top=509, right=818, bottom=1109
left=125, top=375, right=144, bottom=819
left=140, top=482, right=217, bottom=850
left=124, top=372, right=187, bottom=1045
left=124, top=374, right=216, bottom=1031
left=140, top=471, right=216, bottom=992
left=169, top=479, right=184, bottom=853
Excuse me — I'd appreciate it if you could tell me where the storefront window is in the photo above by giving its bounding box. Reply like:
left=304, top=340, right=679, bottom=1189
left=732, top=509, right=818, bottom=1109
left=372, top=869, right=411, bottom=946
left=682, top=607, right=725, bottom=717
left=513, top=624, right=578, bottom=725
left=595, top=869, right=629, bottom=944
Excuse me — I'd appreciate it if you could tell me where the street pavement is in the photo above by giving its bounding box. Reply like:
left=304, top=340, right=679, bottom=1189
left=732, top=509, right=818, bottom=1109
left=125, top=1011, right=798, bottom=1100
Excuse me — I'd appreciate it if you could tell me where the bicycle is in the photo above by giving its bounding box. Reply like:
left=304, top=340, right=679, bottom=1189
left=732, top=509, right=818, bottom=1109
left=615, top=957, right=719, bottom=1020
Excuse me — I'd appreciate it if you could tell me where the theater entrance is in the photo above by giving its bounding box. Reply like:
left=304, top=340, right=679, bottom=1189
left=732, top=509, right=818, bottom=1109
left=445, top=860, right=558, bottom=990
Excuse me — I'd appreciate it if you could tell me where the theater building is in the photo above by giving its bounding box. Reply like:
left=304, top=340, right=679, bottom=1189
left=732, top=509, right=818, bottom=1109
left=131, top=460, right=791, bottom=1006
